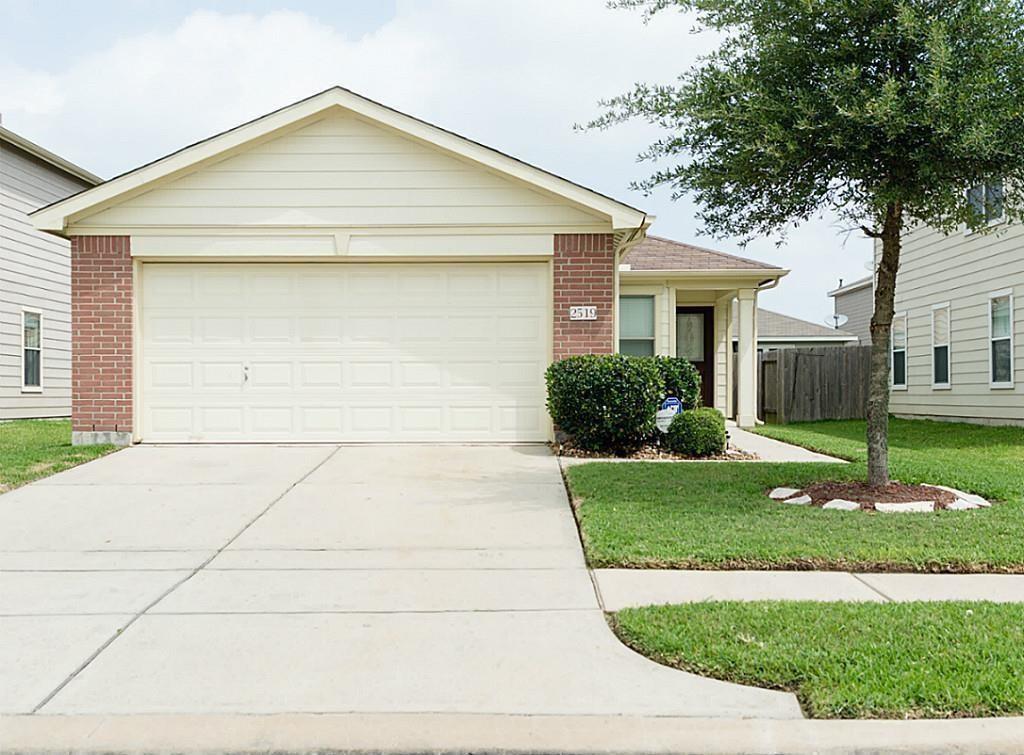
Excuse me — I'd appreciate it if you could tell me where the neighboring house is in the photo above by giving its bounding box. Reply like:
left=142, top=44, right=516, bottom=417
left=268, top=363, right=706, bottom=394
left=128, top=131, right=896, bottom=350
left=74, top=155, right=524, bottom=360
left=877, top=179, right=1023, bottom=426
left=729, top=302, right=858, bottom=351
left=828, top=275, right=873, bottom=344
left=1, top=126, right=101, bottom=420
left=31, top=87, right=786, bottom=445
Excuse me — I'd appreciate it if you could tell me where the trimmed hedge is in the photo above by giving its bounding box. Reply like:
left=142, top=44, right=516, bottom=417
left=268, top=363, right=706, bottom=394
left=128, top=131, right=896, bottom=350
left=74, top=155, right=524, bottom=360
left=665, top=407, right=727, bottom=457
left=546, top=354, right=663, bottom=454
left=651, top=356, right=702, bottom=410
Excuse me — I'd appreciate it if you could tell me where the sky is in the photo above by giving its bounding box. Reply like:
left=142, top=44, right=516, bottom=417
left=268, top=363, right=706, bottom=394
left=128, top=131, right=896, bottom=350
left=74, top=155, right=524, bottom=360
left=0, top=0, right=873, bottom=323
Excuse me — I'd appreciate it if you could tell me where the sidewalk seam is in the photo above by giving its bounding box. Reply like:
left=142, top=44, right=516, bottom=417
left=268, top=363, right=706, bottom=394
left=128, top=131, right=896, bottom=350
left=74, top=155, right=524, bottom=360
left=849, top=573, right=894, bottom=602
left=28, top=445, right=342, bottom=714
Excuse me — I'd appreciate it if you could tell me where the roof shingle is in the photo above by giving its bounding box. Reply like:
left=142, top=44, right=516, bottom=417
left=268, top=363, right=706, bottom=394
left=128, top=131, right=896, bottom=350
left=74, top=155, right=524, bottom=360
left=621, top=235, right=782, bottom=272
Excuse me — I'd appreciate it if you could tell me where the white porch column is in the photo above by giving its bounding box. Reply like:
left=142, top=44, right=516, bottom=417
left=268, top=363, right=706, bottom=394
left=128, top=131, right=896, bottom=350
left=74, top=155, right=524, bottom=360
left=713, top=294, right=731, bottom=414
left=736, top=288, right=758, bottom=427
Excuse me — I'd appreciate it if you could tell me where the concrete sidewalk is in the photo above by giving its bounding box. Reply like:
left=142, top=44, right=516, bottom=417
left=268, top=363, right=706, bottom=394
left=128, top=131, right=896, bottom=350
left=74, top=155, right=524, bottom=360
left=595, top=569, right=1024, bottom=610
left=726, top=424, right=845, bottom=462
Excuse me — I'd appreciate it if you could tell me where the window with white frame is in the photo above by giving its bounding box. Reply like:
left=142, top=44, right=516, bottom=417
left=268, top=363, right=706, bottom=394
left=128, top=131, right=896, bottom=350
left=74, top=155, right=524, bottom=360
left=22, top=311, right=42, bottom=391
left=990, top=291, right=1014, bottom=388
left=618, top=295, right=655, bottom=356
left=891, top=312, right=908, bottom=389
left=931, top=303, right=951, bottom=388
left=967, top=180, right=1005, bottom=225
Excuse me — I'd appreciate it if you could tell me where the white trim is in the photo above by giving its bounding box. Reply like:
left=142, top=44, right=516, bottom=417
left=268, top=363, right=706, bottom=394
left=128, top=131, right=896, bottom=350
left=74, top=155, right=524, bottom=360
left=31, top=87, right=649, bottom=234
left=20, top=309, right=43, bottom=393
left=827, top=275, right=872, bottom=297
left=890, top=310, right=908, bottom=391
left=930, top=302, right=951, bottom=390
left=988, top=289, right=1015, bottom=389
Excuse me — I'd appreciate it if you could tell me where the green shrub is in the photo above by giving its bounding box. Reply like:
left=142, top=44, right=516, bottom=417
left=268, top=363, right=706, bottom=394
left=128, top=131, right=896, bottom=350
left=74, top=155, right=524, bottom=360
left=649, top=356, right=702, bottom=409
left=546, top=354, right=663, bottom=454
left=665, top=407, right=727, bottom=457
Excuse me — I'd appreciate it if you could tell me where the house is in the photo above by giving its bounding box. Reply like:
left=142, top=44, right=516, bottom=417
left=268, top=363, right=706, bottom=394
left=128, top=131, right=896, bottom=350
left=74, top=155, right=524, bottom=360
left=828, top=275, right=873, bottom=344
left=1, top=126, right=101, bottom=420
left=31, top=87, right=786, bottom=445
left=731, top=302, right=858, bottom=351
left=878, top=179, right=1023, bottom=426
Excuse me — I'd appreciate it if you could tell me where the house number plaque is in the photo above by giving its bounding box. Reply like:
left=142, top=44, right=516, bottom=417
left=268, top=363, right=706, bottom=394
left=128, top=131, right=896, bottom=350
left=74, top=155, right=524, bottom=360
left=569, top=305, right=598, bottom=321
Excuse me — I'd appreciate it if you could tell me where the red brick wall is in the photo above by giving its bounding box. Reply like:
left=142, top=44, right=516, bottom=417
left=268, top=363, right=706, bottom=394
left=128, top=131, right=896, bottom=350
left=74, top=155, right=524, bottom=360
left=70, top=236, right=133, bottom=434
left=553, top=233, right=616, bottom=359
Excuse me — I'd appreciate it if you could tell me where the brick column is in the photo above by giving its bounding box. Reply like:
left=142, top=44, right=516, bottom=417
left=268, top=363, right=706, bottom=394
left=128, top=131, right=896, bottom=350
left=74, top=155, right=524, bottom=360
left=553, top=233, right=616, bottom=360
left=70, top=235, right=133, bottom=445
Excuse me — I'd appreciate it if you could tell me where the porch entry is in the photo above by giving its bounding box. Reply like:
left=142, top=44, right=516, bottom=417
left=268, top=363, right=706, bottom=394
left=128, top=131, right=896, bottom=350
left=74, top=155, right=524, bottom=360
left=676, top=306, right=714, bottom=408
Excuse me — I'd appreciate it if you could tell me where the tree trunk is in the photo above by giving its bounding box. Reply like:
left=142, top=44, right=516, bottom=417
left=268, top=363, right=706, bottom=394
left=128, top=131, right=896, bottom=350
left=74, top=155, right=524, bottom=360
left=866, top=202, right=903, bottom=487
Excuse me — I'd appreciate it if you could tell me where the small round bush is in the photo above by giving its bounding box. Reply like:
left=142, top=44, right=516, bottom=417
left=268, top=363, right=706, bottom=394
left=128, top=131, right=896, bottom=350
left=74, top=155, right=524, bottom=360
left=665, top=407, right=726, bottom=457
left=546, top=354, right=663, bottom=454
left=649, top=356, right=702, bottom=409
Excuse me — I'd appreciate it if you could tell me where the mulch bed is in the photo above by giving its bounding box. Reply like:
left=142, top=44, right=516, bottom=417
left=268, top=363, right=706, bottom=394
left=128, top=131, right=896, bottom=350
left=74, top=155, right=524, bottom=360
left=798, top=481, right=957, bottom=510
left=551, top=440, right=757, bottom=461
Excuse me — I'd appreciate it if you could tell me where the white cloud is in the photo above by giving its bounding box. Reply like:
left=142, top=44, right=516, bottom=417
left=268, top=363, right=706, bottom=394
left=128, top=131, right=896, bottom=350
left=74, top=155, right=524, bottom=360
left=0, top=0, right=871, bottom=322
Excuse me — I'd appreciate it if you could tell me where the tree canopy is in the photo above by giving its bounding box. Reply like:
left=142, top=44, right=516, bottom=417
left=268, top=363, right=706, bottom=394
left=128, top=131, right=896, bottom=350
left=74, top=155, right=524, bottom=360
left=591, top=0, right=1024, bottom=239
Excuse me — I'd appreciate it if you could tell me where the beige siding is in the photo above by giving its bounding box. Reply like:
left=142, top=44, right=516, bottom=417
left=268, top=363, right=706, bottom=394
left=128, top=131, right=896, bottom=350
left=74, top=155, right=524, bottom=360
left=879, top=221, right=1024, bottom=424
left=76, top=113, right=606, bottom=232
left=1, top=142, right=91, bottom=419
left=834, top=285, right=873, bottom=344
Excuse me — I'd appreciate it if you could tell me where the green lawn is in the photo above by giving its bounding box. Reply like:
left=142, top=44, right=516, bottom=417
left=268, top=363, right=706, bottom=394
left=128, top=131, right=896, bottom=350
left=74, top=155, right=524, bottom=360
left=0, top=419, right=116, bottom=491
left=612, top=601, right=1024, bottom=719
left=755, top=418, right=1024, bottom=502
left=567, top=419, right=1024, bottom=571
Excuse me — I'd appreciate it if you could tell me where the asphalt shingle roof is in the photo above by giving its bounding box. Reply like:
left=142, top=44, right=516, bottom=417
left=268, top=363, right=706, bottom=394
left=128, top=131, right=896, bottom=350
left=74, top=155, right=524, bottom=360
left=733, top=303, right=855, bottom=339
left=622, top=235, right=782, bottom=272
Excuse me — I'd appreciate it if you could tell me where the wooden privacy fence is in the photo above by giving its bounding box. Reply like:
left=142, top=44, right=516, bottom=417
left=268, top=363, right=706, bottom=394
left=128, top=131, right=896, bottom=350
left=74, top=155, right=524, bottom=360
left=756, top=346, right=872, bottom=423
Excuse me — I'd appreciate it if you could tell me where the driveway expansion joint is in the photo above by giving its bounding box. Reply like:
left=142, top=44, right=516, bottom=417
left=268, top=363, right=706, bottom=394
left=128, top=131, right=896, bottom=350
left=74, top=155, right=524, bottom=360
left=27, top=445, right=342, bottom=714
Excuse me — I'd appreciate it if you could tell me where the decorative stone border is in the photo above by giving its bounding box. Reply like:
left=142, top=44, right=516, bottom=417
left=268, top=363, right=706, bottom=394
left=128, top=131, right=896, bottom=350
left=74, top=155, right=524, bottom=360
left=768, top=485, right=991, bottom=512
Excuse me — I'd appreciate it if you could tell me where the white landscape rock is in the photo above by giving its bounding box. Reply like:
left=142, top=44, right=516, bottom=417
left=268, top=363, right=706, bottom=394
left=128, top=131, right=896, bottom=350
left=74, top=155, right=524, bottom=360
left=947, top=499, right=982, bottom=511
left=784, top=495, right=812, bottom=505
left=822, top=499, right=861, bottom=511
left=769, top=487, right=801, bottom=500
left=875, top=501, right=935, bottom=514
left=931, top=485, right=991, bottom=507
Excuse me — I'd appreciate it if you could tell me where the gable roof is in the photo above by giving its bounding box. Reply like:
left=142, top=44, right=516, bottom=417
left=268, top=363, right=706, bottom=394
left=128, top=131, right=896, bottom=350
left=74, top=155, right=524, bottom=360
left=30, top=86, right=649, bottom=235
left=0, top=126, right=102, bottom=186
left=621, top=235, right=782, bottom=272
left=733, top=303, right=857, bottom=341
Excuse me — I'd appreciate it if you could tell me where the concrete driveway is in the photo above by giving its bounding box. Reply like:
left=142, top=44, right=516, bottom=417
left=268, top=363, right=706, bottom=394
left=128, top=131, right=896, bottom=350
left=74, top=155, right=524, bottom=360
left=0, top=444, right=799, bottom=719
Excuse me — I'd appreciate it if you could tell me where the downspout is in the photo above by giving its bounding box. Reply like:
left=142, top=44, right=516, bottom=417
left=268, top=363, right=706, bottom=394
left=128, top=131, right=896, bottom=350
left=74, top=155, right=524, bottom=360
left=613, top=215, right=651, bottom=355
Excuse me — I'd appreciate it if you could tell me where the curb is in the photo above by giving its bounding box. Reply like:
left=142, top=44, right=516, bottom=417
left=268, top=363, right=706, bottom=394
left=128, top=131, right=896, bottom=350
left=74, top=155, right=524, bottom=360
left=3, top=713, right=1024, bottom=755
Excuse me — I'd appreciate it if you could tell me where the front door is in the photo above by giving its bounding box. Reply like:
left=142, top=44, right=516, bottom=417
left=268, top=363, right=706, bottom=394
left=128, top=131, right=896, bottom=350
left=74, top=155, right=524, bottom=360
left=676, top=307, right=714, bottom=407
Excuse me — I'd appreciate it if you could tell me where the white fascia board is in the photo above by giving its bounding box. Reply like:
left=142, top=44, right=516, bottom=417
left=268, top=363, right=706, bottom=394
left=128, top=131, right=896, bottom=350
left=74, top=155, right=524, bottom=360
left=619, top=268, right=789, bottom=281
left=31, top=87, right=647, bottom=234
left=827, top=276, right=873, bottom=297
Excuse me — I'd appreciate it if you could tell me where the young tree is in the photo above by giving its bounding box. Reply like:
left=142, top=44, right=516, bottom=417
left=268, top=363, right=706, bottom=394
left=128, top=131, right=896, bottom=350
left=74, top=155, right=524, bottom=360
left=590, top=0, right=1024, bottom=485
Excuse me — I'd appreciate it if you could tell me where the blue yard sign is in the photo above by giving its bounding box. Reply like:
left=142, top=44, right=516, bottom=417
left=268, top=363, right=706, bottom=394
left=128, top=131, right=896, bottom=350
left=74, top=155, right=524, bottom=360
left=661, top=396, right=683, bottom=414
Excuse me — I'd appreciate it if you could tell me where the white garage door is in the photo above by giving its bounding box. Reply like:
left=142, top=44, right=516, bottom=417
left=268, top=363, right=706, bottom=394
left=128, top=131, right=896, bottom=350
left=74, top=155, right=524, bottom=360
left=140, top=262, right=550, bottom=442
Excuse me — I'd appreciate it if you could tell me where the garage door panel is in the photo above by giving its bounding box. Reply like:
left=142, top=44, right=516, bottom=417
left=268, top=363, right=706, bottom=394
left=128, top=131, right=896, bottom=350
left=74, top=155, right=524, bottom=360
left=142, top=262, right=549, bottom=442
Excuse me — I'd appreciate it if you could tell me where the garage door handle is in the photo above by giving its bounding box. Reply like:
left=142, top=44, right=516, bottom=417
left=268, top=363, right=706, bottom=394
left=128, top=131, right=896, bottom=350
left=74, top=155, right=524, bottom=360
left=243, top=365, right=249, bottom=384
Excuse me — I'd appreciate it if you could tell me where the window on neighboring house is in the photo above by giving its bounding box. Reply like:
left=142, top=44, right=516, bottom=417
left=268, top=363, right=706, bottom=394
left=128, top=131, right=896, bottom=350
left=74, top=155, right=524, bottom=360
left=967, top=180, right=1005, bottom=225
left=22, top=311, right=42, bottom=391
left=891, top=312, right=907, bottom=389
left=990, top=291, right=1014, bottom=388
left=932, top=303, right=951, bottom=388
left=619, top=295, right=655, bottom=356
